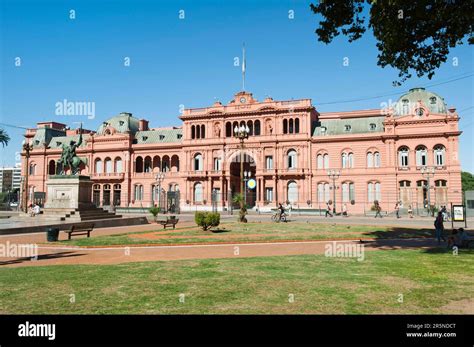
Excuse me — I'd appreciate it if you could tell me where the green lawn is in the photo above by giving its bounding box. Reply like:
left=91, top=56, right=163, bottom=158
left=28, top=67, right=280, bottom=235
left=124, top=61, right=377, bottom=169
left=0, top=248, right=472, bottom=314
left=58, top=222, right=434, bottom=247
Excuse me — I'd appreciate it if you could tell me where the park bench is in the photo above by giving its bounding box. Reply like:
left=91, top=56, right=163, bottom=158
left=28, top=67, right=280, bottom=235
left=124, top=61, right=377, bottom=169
left=158, top=216, right=179, bottom=229
left=65, top=223, right=95, bottom=240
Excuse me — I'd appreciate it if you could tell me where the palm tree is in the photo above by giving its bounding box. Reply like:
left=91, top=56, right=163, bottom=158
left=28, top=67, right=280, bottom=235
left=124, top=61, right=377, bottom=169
left=0, top=128, right=10, bottom=147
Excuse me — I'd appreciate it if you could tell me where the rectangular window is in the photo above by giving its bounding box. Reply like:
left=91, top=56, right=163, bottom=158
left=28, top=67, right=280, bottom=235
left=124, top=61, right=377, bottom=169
left=265, top=188, right=273, bottom=202
left=342, top=183, right=349, bottom=202
left=349, top=183, right=355, bottom=201
left=265, top=156, right=273, bottom=169
left=213, top=158, right=221, bottom=171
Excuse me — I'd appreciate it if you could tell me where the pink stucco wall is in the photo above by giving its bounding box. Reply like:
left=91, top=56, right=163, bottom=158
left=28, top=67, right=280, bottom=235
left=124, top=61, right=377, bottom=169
left=21, top=91, right=463, bottom=213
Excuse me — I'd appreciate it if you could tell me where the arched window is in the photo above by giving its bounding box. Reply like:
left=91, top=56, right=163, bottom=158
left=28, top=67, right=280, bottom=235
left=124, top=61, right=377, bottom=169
left=194, top=153, right=203, bottom=171
left=317, top=154, right=323, bottom=169
left=95, top=159, right=103, bottom=174
left=114, top=158, right=122, bottom=173
left=367, top=152, right=374, bottom=168
left=323, top=154, right=329, bottom=169
left=162, top=155, right=170, bottom=172
left=232, top=121, right=238, bottom=134
left=191, top=125, right=195, bottom=139
left=287, top=181, right=298, bottom=204
left=48, top=160, right=56, bottom=175
left=295, top=118, right=300, bottom=133
left=374, top=152, right=381, bottom=167
left=104, top=158, right=113, bottom=174
left=144, top=156, right=152, bottom=172
left=201, top=124, right=205, bottom=139
left=317, top=182, right=330, bottom=203
left=29, top=163, right=36, bottom=176
left=196, top=125, right=201, bottom=139
left=171, top=155, right=180, bottom=172
left=402, top=99, right=409, bottom=114
left=194, top=182, right=203, bottom=202
left=254, top=120, right=261, bottom=135
left=317, top=153, right=329, bottom=169
left=435, top=179, right=447, bottom=187
left=348, top=153, right=354, bottom=168
left=134, top=184, right=144, bottom=201
left=416, top=146, right=428, bottom=166
left=375, top=182, right=381, bottom=201
left=342, top=152, right=353, bottom=168
left=368, top=182, right=381, bottom=202
left=289, top=119, right=294, bottom=134
left=342, top=153, right=347, bottom=168
left=434, top=145, right=445, bottom=166
left=283, top=119, right=288, bottom=134
left=368, top=182, right=374, bottom=202
left=287, top=149, right=297, bottom=169
left=398, top=147, right=409, bottom=167
left=226, top=122, right=232, bottom=137
left=153, top=156, right=161, bottom=171
left=399, top=180, right=411, bottom=187
left=247, top=120, right=253, bottom=136
left=342, top=182, right=355, bottom=202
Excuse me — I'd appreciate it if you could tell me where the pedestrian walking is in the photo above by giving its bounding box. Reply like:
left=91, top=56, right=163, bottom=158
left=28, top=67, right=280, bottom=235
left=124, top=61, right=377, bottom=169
left=325, top=201, right=333, bottom=217
left=374, top=201, right=383, bottom=218
left=394, top=201, right=401, bottom=218
left=434, top=211, right=446, bottom=244
left=407, top=204, right=414, bottom=218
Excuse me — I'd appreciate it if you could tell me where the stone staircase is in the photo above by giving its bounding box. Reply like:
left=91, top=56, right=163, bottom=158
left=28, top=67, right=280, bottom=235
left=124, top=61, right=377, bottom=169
left=18, top=205, right=121, bottom=222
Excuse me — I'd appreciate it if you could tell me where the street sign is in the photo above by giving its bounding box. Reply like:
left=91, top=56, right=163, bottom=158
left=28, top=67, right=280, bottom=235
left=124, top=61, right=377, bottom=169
left=452, top=205, right=465, bottom=222
left=247, top=179, right=256, bottom=189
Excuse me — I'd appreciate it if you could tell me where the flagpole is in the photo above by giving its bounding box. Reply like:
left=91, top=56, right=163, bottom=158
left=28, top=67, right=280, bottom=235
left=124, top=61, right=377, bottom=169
left=242, top=43, right=246, bottom=91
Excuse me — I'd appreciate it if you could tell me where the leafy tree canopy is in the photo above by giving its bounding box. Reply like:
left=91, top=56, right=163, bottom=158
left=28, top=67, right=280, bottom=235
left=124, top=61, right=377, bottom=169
left=0, top=128, right=10, bottom=147
left=461, top=171, right=474, bottom=192
left=310, top=1, right=473, bottom=85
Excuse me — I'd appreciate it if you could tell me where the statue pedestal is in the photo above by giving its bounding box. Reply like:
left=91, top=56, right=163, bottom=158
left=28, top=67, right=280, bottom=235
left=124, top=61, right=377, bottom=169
left=44, top=175, right=93, bottom=210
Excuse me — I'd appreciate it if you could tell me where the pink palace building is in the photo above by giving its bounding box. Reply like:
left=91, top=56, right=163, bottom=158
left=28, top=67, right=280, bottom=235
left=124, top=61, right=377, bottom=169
left=22, top=87, right=463, bottom=214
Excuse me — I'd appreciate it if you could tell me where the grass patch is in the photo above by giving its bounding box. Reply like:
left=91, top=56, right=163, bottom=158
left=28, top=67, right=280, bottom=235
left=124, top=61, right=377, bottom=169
left=57, top=222, right=433, bottom=247
left=0, top=249, right=472, bottom=314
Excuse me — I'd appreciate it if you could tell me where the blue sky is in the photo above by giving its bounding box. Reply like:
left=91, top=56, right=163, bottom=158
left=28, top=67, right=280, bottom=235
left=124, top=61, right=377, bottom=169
left=1, top=0, right=473, bottom=171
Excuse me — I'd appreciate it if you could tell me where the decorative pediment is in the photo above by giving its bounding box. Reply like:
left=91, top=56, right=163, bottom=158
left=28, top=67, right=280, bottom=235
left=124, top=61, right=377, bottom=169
left=100, top=125, right=117, bottom=136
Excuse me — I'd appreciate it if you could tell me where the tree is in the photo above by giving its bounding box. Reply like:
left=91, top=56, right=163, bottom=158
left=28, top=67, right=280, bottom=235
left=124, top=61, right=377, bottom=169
left=461, top=171, right=474, bottom=192
left=0, top=128, right=10, bottom=147
left=310, top=1, right=473, bottom=85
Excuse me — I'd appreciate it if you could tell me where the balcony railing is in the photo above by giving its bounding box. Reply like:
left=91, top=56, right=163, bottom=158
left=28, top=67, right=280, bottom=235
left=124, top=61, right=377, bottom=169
left=91, top=172, right=125, bottom=179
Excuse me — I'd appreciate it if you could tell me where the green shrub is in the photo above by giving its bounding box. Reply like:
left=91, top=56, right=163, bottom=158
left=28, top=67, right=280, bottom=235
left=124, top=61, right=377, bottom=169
left=149, top=207, right=161, bottom=222
left=195, top=212, right=220, bottom=231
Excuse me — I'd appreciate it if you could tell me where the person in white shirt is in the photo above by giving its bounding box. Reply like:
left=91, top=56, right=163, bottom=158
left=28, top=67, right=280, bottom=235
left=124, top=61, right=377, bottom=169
left=33, top=204, right=40, bottom=216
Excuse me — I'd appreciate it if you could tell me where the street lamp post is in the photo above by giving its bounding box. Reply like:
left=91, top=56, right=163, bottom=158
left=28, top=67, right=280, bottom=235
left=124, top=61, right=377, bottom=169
left=234, top=124, right=249, bottom=222
left=22, top=140, right=34, bottom=213
left=155, top=172, right=165, bottom=211
left=243, top=170, right=250, bottom=207
left=327, top=169, right=341, bottom=214
left=421, top=166, right=435, bottom=214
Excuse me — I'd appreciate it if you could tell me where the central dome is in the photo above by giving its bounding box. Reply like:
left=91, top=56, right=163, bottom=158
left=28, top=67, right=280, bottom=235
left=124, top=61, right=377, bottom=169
left=393, top=88, right=447, bottom=116
left=97, top=112, right=140, bottom=135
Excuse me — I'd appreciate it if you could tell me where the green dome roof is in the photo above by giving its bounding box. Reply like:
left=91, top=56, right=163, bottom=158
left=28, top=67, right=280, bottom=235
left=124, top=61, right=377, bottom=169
left=393, top=88, right=447, bottom=116
left=97, top=112, right=140, bottom=135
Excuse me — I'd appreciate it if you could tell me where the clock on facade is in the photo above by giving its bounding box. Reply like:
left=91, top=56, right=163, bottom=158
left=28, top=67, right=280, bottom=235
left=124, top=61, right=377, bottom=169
left=240, top=97, right=246, bottom=103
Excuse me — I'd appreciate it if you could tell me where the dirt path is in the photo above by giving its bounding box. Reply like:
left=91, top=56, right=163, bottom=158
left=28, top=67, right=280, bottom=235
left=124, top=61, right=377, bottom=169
left=0, top=238, right=439, bottom=268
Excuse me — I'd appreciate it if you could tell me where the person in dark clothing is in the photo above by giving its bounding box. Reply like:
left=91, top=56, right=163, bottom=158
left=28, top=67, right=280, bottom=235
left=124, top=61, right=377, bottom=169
left=374, top=201, right=383, bottom=218
left=434, top=212, right=446, bottom=244
left=278, top=203, right=285, bottom=222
